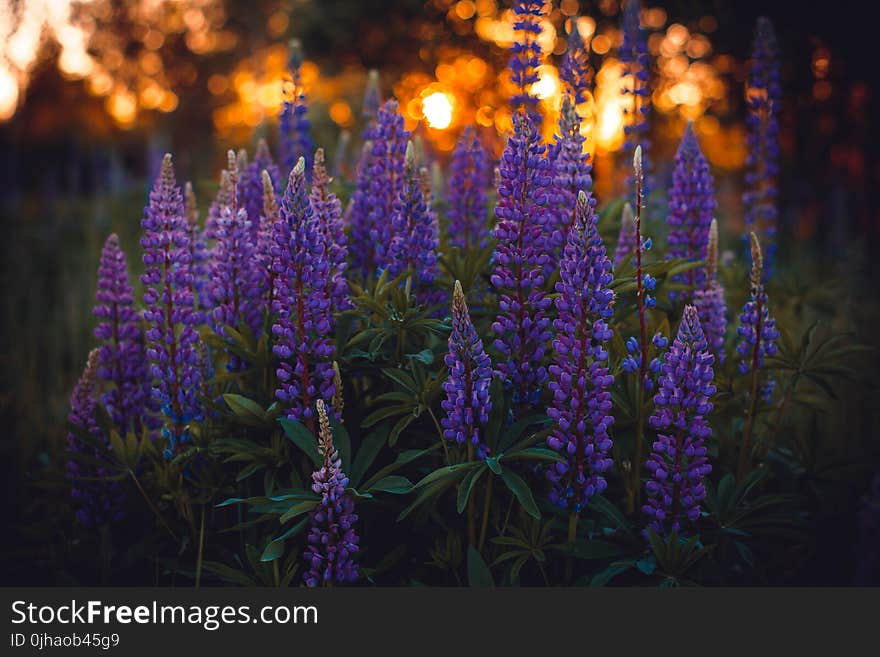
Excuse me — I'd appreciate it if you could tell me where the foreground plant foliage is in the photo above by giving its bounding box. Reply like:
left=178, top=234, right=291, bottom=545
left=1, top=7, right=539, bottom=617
left=62, top=2, right=874, bottom=587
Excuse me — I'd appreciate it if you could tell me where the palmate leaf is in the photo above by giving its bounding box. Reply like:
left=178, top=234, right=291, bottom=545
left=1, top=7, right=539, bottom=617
left=349, top=424, right=389, bottom=489
left=278, top=418, right=321, bottom=466
left=499, top=468, right=540, bottom=520
left=456, top=464, right=487, bottom=514
left=467, top=546, right=494, bottom=587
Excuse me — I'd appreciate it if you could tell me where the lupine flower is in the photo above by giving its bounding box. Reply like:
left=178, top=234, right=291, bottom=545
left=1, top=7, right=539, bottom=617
left=66, top=349, right=126, bottom=527
left=241, top=139, right=281, bottom=235
left=441, top=281, right=494, bottom=460
left=361, top=69, right=381, bottom=137
left=93, top=234, right=151, bottom=436
left=332, top=362, right=345, bottom=420
left=693, top=219, right=727, bottom=362
left=184, top=182, right=210, bottom=315
left=614, top=202, right=637, bottom=269
left=548, top=95, right=593, bottom=254
left=208, top=203, right=263, bottom=350
left=304, top=398, right=359, bottom=587
left=666, top=124, right=716, bottom=295
left=619, top=0, right=652, bottom=193
left=644, top=305, right=715, bottom=536
left=743, top=17, right=781, bottom=276
left=271, top=158, right=335, bottom=429
left=560, top=17, right=592, bottom=105
left=491, top=113, right=553, bottom=407
left=349, top=100, right=409, bottom=277
left=140, top=153, right=203, bottom=458
left=310, top=148, right=350, bottom=315
left=204, top=168, right=234, bottom=242
left=279, top=39, right=315, bottom=174
left=386, top=142, right=439, bottom=289
left=447, top=127, right=490, bottom=251
left=736, top=233, right=779, bottom=376
left=546, top=192, right=615, bottom=512
left=509, top=0, right=545, bottom=124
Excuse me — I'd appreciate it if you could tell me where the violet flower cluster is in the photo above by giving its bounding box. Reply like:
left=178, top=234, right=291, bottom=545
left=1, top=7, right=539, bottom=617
left=644, top=305, right=716, bottom=536
left=93, top=234, right=152, bottom=436
left=666, top=124, right=716, bottom=294
left=619, top=0, right=652, bottom=193
left=271, top=158, right=335, bottom=427
left=549, top=95, right=594, bottom=255
left=509, top=0, right=545, bottom=125
left=66, top=349, right=127, bottom=527
left=559, top=19, right=592, bottom=105
left=546, top=192, right=615, bottom=513
left=491, top=113, right=553, bottom=407
left=279, top=39, right=315, bottom=174
left=349, top=99, right=410, bottom=278
left=310, top=148, right=350, bottom=316
left=241, top=139, right=281, bottom=236
left=743, top=17, right=781, bottom=276
left=447, top=126, right=490, bottom=251
left=304, top=399, right=359, bottom=587
left=441, top=281, right=494, bottom=460
left=693, top=219, right=727, bottom=362
left=208, top=203, right=264, bottom=346
left=736, top=233, right=779, bottom=379
left=184, top=183, right=210, bottom=315
left=140, top=153, right=203, bottom=458
left=386, top=142, right=439, bottom=289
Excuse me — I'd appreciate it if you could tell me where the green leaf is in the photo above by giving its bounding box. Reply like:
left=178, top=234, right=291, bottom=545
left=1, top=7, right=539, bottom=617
left=500, top=469, right=540, bottom=519
left=412, top=463, right=476, bottom=491
left=350, top=424, right=389, bottom=488
left=367, top=475, right=413, bottom=494
left=485, top=456, right=502, bottom=475
left=279, top=499, right=319, bottom=524
left=224, top=394, right=270, bottom=427
left=590, top=562, right=633, bottom=587
left=467, top=546, right=494, bottom=588
left=361, top=445, right=438, bottom=491
left=260, top=539, right=286, bottom=562
left=278, top=418, right=321, bottom=467
left=457, top=465, right=486, bottom=514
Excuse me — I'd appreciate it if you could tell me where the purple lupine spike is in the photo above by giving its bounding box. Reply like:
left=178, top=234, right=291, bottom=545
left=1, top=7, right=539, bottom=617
left=546, top=191, right=615, bottom=513
left=693, top=219, right=727, bottom=362
left=491, top=112, right=553, bottom=408
left=560, top=17, right=592, bottom=106
left=509, top=0, right=545, bottom=125
left=304, top=399, right=359, bottom=587
left=666, top=123, right=716, bottom=295
left=620, top=0, right=652, bottom=194
left=386, top=143, right=439, bottom=287
left=310, top=148, right=350, bottom=315
left=643, top=305, right=715, bottom=536
left=93, top=234, right=151, bottom=436
left=204, top=168, right=233, bottom=243
left=613, top=202, right=637, bottom=269
left=279, top=39, right=315, bottom=175
left=447, top=127, right=490, bottom=251
left=242, top=139, right=281, bottom=235
left=736, top=233, right=779, bottom=376
left=208, top=204, right=263, bottom=346
left=361, top=69, right=382, bottom=138
left=67, top=349, right=127, bottom=527
left=140, top=153, right=203, bottom=458
left=271, top=157, right=335, bottom=431
left=184, top=182, right=210, bottom=315
left=349, top=100, right=410, bottom=278
left=548, top=95, right=594, bottom=255
left=441, top=281, right=494, bottom=460
left=743, top=17, right=781, bottom=276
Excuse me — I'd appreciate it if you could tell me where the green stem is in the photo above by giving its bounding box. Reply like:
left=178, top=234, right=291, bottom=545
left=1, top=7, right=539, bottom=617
left=129, top=470, right=178, bottom=542
left=427, top=407, right=450, bottom=464
left=477, top=475, right=494, bottom=553
left=195, top=504, right=206, bottom=589
left=738, top=296, right=765, bottom=481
